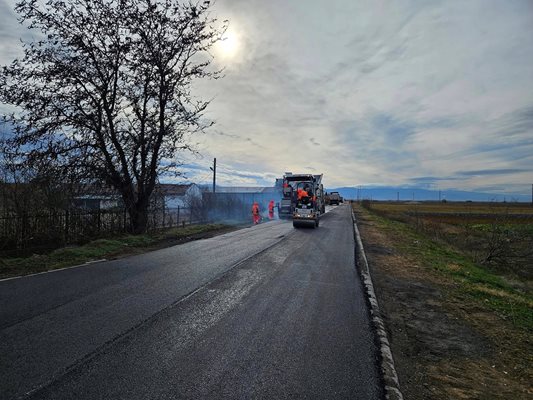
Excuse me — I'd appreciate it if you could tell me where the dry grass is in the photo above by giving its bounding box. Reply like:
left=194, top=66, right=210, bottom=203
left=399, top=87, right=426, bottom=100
left=363, top=201, right=533, bottom=281
left=353, top=203, right=533, bottom=399
left=369, top=201, right=533, bottom=215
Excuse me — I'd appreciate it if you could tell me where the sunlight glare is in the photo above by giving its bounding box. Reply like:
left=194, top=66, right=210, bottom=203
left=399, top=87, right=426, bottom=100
left=216, top=28, right=240, bottom=60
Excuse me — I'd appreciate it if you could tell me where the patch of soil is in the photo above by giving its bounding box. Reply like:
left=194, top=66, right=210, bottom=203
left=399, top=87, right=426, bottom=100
left=354, top=207, right=532, bottom=399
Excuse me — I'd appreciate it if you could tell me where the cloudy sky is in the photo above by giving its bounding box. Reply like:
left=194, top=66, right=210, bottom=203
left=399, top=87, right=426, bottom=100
left=1, top=0, right=533, bottom=193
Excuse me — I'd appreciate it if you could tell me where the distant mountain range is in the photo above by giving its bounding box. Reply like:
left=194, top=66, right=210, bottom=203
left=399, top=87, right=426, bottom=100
left=327, top=186, right=532, bottom=203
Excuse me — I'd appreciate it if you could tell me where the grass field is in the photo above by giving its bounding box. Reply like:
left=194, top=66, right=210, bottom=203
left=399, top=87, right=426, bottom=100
left=367, top=201, right=533, bottom=215
left=353, top=202, right=532, bottom=398
left=360, top=201, right=532, bottom=329
left=364, top=201, right=533, bottom=280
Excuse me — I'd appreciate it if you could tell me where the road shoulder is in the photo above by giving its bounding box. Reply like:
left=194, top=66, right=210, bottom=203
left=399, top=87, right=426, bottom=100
left=353, top=204, right=532, bottom=399
left=0, top=224, right=240, bottom=280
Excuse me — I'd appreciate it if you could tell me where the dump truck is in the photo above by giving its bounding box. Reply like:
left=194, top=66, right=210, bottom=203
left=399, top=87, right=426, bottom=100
left=328, top=191, right=341, bottom=205
left=278, top=172, right=325, bottom=228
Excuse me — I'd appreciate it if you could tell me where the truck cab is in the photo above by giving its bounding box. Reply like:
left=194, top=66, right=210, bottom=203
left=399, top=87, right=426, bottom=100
left=329, top=191, right=341, bottom=205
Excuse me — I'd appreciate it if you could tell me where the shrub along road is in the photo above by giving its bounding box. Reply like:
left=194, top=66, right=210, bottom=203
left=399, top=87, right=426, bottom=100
left=0, top=205, right=382, bottom=399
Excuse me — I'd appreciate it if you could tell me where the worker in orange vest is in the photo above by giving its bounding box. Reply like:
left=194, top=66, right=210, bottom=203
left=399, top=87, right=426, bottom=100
left=268, top=200, right=275, bottom=220
left=297, top=188, right=308, bottom=200
left=252, top=201, right=260, bottom=224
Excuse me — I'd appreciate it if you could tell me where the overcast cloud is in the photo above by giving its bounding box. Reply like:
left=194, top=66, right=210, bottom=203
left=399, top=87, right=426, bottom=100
left=1, top=0, right=532, bottom=193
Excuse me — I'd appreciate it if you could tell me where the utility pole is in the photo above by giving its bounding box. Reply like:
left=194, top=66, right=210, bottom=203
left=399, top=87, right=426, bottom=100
left=439, top=190, right=441, bottom=202
left=209, top=158, right=216, bottom=193
left=397, top=192, right=399, bottom=202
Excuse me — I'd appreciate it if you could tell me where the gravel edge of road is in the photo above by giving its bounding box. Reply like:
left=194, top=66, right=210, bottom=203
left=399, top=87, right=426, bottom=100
left=351, top=208, right=404, bottom=400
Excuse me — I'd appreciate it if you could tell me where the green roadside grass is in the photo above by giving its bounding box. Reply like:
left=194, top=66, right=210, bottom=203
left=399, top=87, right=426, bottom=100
left=359, top=207, right=533, bottom=332
left=0, top=224, right=230, bottom=279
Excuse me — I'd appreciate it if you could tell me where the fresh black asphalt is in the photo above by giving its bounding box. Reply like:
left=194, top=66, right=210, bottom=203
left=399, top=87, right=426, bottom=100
left=1, top=205, right=382, bottom=399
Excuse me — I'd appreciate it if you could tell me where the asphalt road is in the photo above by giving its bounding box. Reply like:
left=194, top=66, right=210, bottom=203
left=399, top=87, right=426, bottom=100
left=1, top=205, right=382, bottom=399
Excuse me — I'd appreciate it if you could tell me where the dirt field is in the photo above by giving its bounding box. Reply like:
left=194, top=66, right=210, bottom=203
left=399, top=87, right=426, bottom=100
left=353, top=202, right=532, bottom=399
left=367, top=201, right=533, bottom=281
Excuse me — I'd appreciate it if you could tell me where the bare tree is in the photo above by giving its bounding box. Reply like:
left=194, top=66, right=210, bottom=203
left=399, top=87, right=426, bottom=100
left=1, top=0, right=225, bottom=233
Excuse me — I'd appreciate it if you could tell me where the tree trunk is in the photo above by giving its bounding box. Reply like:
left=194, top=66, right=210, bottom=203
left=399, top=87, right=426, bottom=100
left=129, top=203, right=149, bottom=234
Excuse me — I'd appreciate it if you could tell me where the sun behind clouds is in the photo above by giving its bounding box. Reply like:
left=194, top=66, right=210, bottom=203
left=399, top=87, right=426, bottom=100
left=215, top=27, right=240, bottom=60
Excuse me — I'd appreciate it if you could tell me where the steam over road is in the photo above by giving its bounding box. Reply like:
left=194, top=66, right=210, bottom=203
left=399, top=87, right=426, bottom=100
left=1, top=205, right=382, bottom=399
